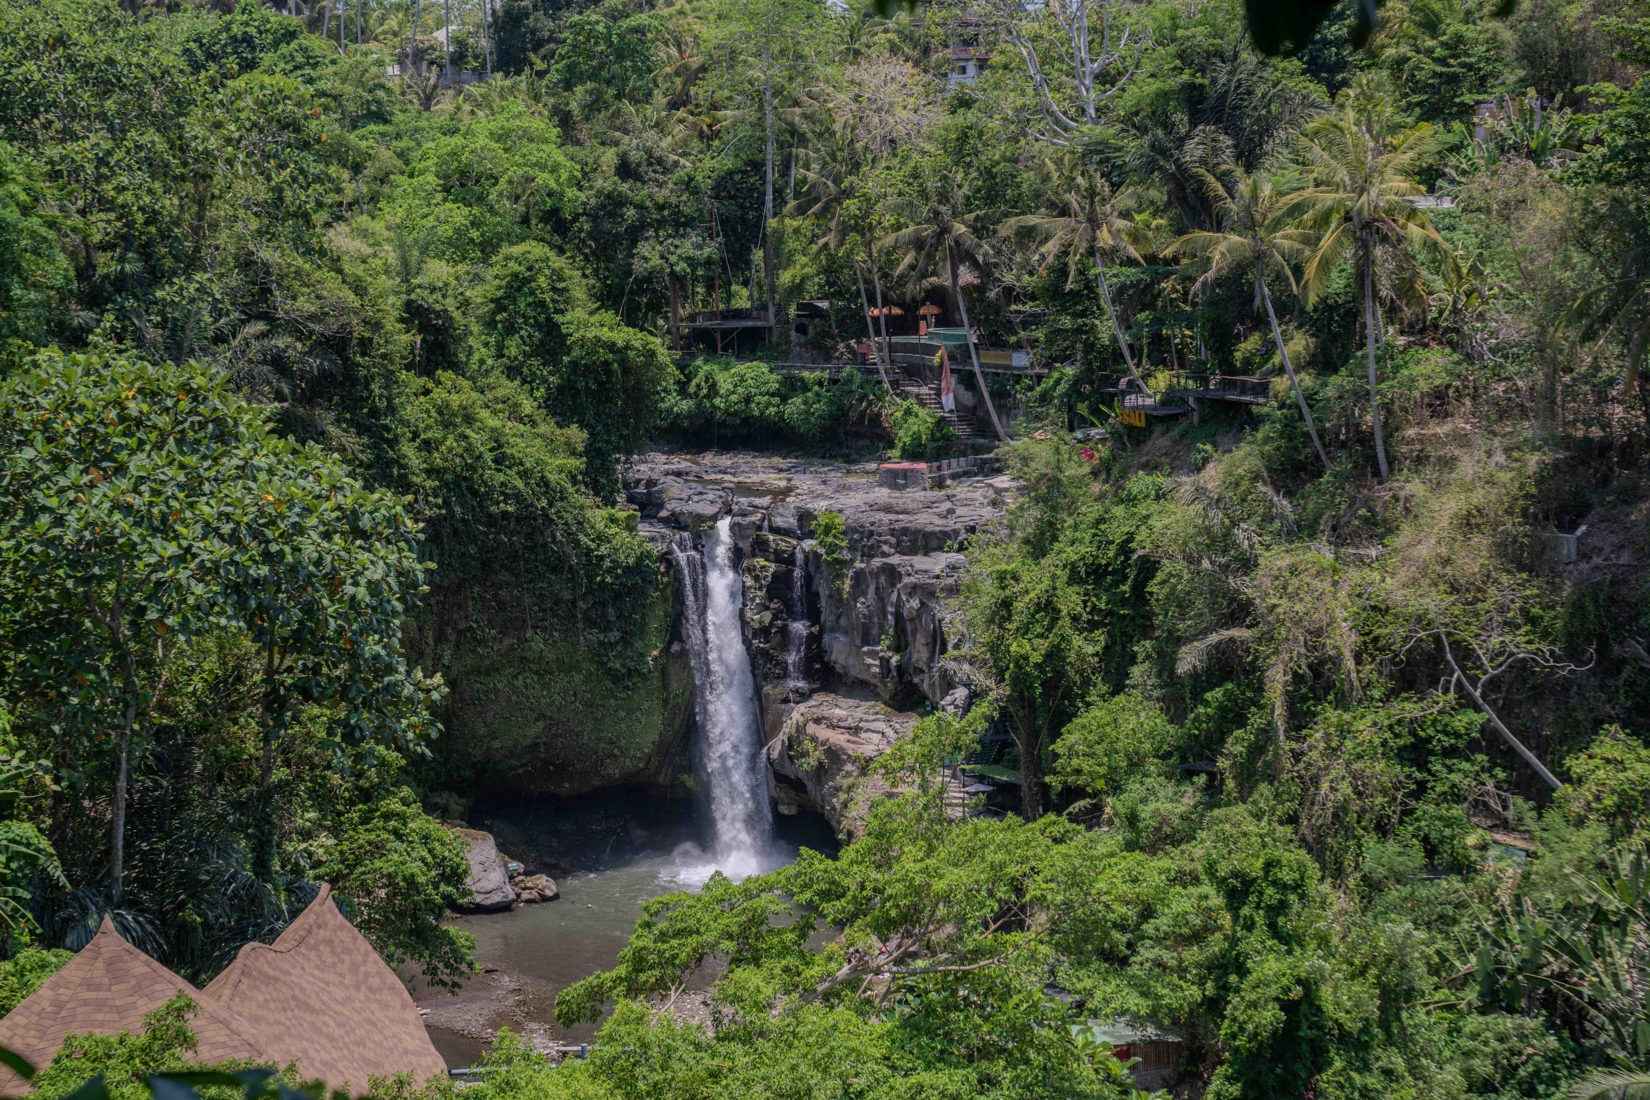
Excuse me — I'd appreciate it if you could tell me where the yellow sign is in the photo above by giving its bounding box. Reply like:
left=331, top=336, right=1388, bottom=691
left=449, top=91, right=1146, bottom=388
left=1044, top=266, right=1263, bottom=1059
left=1120, top=408, right=1147, bottom=428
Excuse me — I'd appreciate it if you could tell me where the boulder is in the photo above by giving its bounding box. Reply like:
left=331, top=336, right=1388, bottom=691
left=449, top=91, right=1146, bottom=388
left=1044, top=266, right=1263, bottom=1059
left=509, top=874, right=559, bottom=903
left=456, top=829, right=517, bottom=911
left=767, top=694, right=918, bottom=838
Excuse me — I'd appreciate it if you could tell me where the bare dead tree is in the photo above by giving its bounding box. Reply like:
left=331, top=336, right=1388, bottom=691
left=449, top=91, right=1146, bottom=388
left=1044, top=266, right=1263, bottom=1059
left=971, top=0, right=1148, bottom=146
left=1429, top=615, right=1592, bottom=791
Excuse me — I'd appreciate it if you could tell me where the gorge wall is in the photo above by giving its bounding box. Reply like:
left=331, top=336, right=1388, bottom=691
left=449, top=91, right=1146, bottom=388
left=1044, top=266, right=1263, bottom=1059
left=420, top=573, right=695, bottom=798
left=424, top=451, right=1010, bottom=834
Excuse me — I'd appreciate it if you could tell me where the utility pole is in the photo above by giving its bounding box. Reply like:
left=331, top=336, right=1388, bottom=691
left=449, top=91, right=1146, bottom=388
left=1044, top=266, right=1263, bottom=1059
left=483, top=0, right=492, bottom=76
left=442, top=0, right=451, bottom=85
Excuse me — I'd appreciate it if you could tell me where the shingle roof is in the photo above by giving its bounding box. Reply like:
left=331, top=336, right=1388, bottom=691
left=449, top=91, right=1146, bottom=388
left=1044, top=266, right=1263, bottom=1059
left=200, top=885, right=446, bottom=1094
left=0, top=916, right=266, bottom=1093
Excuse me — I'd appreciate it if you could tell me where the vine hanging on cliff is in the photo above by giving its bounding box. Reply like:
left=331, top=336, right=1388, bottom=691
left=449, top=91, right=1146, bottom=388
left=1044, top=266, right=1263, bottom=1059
left=813, top=511, right=852, bottom=601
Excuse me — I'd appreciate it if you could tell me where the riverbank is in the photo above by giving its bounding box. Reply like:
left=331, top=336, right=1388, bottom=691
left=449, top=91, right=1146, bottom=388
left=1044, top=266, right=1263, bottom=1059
left=414, top=789, right=837, bottom=1066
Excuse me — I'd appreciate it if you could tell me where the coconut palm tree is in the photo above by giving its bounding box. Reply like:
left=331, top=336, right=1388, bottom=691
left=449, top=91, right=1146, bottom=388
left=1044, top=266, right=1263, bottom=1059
left=789, top=119, right=894, bottom=392
left=1171, top=164, right=1330, bottom=471
left=1286, top=90, right=1455, bottom=481
left=1000, top=163, right=1153, bottom=396
left=1559, top=195, right=1650, bottom=417
left=881, top=179, right=1012, bottom=441
left=1569, top=1072, right=1650, bottom=1100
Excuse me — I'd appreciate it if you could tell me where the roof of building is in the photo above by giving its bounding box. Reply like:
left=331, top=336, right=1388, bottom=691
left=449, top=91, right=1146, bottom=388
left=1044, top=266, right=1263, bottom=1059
left=201, top=885, right=447, bottom=1093
left=0, top=916, right=267, bottom=1093
left=0, top=886, right=445, bottom=1096
left=1078, top=1018, right=1182, bottom=1046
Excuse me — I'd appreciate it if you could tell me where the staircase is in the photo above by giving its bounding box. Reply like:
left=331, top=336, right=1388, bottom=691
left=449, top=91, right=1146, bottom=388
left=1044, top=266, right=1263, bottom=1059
left=897, top=377, right=982, bottom=443
left=942, top=770, right=984, bottom=820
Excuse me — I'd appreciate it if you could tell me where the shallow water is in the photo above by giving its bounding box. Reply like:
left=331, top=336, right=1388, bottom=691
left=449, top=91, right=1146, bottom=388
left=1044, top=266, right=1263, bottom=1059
left=419, top=792, right=836, bottom=1067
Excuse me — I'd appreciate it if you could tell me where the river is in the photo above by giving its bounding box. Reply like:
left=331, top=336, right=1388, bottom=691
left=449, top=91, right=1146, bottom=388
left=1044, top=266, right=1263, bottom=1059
left=415, top=788, right=837, bottom=1068
left=418, top=505, right=840, bottom=1067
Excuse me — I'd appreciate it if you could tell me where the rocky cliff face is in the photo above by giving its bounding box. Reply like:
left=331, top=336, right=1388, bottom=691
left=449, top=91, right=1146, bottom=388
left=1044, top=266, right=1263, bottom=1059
left=765, top=694, right=916, bottom=838
left=624, top=453, right=1008, bottom=713
left=422, top=575, right=694, bottom=798
left=623, top=453, right=1010, bottom=833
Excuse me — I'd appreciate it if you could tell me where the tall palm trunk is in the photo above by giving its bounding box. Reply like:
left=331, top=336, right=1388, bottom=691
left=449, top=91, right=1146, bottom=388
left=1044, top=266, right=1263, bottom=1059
left=111, top=723, right=129, bottom=904
left=761, top=53, right=778, bottom=343
left=947, top=240, right=1009, bottom=442
left=1363, top=240, right=1390, bottom=480
left=1259, top=265, right=1330, bottom=471
left=1093, top=254, right=1148, bottom=394
left=870, top=258, right=893, bottom=371
left=442, top=0, right=451, bottom=83
left=854, top=260, right=893, bottom=393
left=408, top=0, right=421, bottom=76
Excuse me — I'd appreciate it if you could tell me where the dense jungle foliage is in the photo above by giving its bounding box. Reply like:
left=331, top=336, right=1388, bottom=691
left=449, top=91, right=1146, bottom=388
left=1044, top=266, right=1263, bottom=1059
left=0, top=0, right=1648, bottom=1096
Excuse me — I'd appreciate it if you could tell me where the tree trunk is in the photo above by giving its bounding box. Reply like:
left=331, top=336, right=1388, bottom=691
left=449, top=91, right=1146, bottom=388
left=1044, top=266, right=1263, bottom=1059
left=1438, top=632, right=1562, bottom=790
left=356, top=0, right=361, bottom=46
left=1363, top=242, right=1390, bottom=481
left=442, top=0, right=451, bottom=83
left=482, top=0, right=490, bottom=75
left=1014, top=721, right=1043, bottom=820
left=1093, top=255, right=1147, bottom=394
left=948, top=241, right=1009, bottom=442
left=670, top=276, right=682, bottom=352
left=854, top=260, right=893, bottom=392
left=761, top=59, right=778, bottom=344
left=408, top=0, right=421, bottom=76
left=1260, top=270, right=1330, bottom=472
left=870, top=257, right=893, bottom=372
left=110, top=723, right=130, bottom=905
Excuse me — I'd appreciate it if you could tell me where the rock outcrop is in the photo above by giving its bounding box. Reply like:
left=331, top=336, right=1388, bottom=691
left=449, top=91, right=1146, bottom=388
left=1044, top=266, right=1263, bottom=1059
left=510, top=874, right=558, bottom=903
left=424, top=576, right=695, bottom=798
left=766, top=694, right=917, bottom=838
left=457, top=829, right=517, bottom=911
left=622, top=452, right=1012, bottom=842
left=623, top=453, right=1009, bottom=717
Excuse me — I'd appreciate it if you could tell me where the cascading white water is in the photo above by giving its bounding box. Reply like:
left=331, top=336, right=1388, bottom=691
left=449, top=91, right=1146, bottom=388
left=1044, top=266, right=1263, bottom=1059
left=784, top=544, right=808, bottom=696
left=669, top=516, right=774, bottom=880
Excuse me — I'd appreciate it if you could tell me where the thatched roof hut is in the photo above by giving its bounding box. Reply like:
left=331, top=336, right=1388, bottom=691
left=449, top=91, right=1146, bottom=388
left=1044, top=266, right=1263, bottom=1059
left=0, top=885, right=444, bottom=1095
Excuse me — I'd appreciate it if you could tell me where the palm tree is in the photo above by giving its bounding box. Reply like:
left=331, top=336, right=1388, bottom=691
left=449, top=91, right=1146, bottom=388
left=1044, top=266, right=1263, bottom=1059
left=1559, top=195, right=1650, bottom=418
left=1286, top=89, right=1455, bottom=480
left=789, top=119, right=894, bottom=392
left=882, top=179, right=1012, bottom=442
left=1569, top=1071, right=1650, bottom=1100
left=654, top=24, right=707, bottom=111
left=1171, top=165, right=1330, bottom=471
left=1001, top=163, right=1153, bottom=396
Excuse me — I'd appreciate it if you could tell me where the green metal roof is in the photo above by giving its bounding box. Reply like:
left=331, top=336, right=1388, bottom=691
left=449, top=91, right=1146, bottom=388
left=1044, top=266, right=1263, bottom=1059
left=1073, top=1018, right=1181, bottom=1045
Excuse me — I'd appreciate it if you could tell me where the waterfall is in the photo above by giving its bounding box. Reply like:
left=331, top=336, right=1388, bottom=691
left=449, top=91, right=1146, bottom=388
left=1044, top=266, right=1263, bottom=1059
left=669, top=517, right=774, bottom=880
left=785, top=544, right=808, bottom=697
